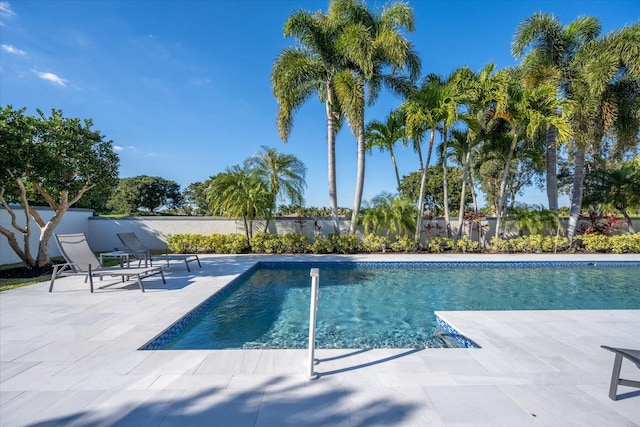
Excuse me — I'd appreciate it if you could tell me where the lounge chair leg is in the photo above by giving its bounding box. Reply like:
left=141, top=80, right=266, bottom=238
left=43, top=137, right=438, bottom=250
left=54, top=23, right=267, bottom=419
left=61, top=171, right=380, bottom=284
left=136, top=275, right=145, bottom=292
left=609, top=354, right=624, bottom=401
left=196, top=255, right=201, bottom=267
left=160, top=269, right=166, bottom=284
left=184, top=259, right=190, bottom=272
left=49, top=265, right=62, bottom=292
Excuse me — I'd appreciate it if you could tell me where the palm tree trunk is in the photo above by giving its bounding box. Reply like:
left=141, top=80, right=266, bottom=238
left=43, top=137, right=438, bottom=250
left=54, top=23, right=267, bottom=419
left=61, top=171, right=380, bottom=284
left=567, top=145, right=586, bottom=241
left=390, top=145, right=402, bottom=193
left=620, top=208, right=636, bottom=234
left=326, top=95, right=340, bottom=234
left=442, top=128, right=451, bottom=237
left=546, top=124, right=559, bottom=211
left=495, top=134, right=518, bottom=237
left=350, top=123, right=366, bottom=234
left=456, top=138, right=472, bottom=238
left=414, top=129, right=436, bottom=241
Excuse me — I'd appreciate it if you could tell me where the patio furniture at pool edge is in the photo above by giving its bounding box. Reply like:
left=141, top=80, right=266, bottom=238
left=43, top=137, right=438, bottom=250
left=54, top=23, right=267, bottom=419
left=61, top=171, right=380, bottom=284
left=601, top=345, right=640, bottom=400
left=50, top=233, right=166, bottom=293
left=117, top=232, right=201, bottom=272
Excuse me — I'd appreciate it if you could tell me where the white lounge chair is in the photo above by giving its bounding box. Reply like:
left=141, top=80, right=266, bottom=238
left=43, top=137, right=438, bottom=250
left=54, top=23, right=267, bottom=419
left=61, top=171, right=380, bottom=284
left=50, top=233, right=165, bottom=293
left=117, top=232, right=201, bottom=272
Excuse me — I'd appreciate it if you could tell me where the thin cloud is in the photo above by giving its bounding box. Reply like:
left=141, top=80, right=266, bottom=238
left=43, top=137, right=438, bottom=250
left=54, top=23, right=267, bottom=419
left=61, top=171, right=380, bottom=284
left=112, top=145, right=124, bottom=152
left=2, top=44, right=26, bottom=55
left=33, top=70, right=67, bottom=86
left=0, top=1, right=15, bottom=18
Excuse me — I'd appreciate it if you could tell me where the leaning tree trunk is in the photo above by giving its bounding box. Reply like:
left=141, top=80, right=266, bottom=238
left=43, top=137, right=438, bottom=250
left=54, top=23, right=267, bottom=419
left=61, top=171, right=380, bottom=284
left=414, top=129, right=436, bottom=241
left=546, top=124, right=559, bottom=211
left=349, top=122, right=366, bottom=234
left=567, top=145, right=586, bottom=241
left=619, top=208, right=636, bottom=234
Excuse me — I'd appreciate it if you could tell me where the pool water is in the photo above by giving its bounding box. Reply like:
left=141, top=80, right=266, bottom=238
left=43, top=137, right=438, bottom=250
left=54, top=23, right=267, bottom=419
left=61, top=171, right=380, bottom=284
left=146, top=262, right=640, bottom=350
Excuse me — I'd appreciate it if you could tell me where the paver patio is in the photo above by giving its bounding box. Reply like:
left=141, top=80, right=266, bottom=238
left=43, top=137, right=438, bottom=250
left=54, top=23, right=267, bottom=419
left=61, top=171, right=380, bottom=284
left=1, top=254, right=639, bottom=426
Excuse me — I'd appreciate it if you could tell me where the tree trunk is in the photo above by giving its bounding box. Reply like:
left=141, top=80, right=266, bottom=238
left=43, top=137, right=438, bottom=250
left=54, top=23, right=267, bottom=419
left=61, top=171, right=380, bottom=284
left=390, top=145, right=402, bottom=193
left=442, top=128, right=451, bottom=237
left=349, top=122, right=366, bottom=234
left=546, top=124, right=559, bottom=211
left=495, top=134, right=518, bottom=237
left=620, top=208, right=636, bottom=234
left=456, top=138, right=473, bottom=238
left=567, top=145, right=586, bottom=241
left=414, top=129, right=436, bottom=241
left=326, top=93, right=340, bottom=234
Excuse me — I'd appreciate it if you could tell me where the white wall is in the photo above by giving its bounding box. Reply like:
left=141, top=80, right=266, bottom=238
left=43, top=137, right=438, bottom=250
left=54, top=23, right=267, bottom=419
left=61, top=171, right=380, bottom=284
left=2, top=207, right=639, bottom=265
left=0, top=206, right=94, bottom=265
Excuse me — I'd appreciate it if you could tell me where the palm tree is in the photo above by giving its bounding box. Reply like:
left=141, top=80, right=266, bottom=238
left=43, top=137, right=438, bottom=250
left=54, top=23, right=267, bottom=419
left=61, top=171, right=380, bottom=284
left=364, top=109, right=407, bottom=192
left=207, top=166, right=273, bottom=242
left=272, top=5, right=348, bottom=234
left=566, top=23, right=640, bottom=240
left=359, top=192, right=417, bottom=237
left=512, top=13, right=601, bottom=211
left=402, top=74, right=453, bottom=240
left=244, top=146, right=307, bottom=230
left=493, top=69, right=572, bottom=236
left=453, top=64, right=508, bottom=238
left=335, top=0, right=421, bottom=234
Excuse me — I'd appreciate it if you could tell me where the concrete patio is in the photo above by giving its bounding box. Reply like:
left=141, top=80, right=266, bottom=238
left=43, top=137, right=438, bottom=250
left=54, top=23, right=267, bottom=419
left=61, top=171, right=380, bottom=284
left=1, top=254, right=639, bottom=426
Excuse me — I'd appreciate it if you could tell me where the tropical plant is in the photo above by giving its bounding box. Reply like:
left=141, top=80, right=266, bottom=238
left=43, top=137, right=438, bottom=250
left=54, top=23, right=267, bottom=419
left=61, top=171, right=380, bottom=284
left=272, top=4, right=347, bottom=233
left=244, top=145, right=307, bottom=229
left=493, top=68, right=571, bottom=236
left=512, top=13, right=601, bottom=211
left=365, top=109, right=407, bottom=192
left=337, top=0, right=421, bottom=234
left=206, top=166, right=273, bottom=242
left=1, top=107, right=119, bottom=268
left=402, top=73, right=458, bottom=240
left=566, top=23, right=640, bottom=240
left=583, top=158, right=640, bottom=233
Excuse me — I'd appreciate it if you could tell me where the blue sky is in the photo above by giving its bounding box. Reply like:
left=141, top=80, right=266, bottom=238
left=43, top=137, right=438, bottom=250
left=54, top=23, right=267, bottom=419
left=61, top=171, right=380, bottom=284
left=1, top=0, right=638, bottom=210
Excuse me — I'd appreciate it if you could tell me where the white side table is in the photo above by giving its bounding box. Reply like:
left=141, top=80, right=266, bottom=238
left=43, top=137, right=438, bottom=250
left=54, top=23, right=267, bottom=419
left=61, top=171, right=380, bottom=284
left=99, top=251, right=130, bottom=267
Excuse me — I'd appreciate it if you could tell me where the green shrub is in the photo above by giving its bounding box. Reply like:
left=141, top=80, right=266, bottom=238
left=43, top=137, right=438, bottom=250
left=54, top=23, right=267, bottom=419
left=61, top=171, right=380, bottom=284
left=250, top=232, right=280, bottom=253
left=310, top=234, right=335, bottom=254
left=455, top=236, right=479, bottom=253
left=331, top=233, right=363, bottom=254
left=580, top=234, right=640, bottom=253
left=167, top=233, right=248, bottom=254
left=427, top=237, right=454, bottom=253
left=363, top=234, right=388, bottom=253
left=489, top=234, right=570, bottom=253
left=279, top=233, right=310, bottom=253
left=389, top=235, right=418, bottom=252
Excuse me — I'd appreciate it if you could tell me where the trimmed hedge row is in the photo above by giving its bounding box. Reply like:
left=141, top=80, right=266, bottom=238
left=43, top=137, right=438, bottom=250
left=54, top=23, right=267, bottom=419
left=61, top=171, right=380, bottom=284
left=166, top=232, right=640, bottom=255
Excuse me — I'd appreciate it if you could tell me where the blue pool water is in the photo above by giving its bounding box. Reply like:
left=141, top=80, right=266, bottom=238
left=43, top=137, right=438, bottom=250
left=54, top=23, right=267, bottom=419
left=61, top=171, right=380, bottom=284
left=144, top=262, right=640, bottom=350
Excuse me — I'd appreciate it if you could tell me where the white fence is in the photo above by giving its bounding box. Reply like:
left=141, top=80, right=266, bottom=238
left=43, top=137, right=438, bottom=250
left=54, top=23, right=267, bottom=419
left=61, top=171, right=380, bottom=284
left=1, top=206, right=639, bottom=266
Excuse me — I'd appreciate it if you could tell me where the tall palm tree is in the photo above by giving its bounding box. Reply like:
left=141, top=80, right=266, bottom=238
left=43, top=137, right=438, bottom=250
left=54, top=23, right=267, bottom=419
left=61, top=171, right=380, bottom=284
left=207, top=166, right=273, bottom=242
left=334, top=0, right=421, bottom=234
left=364, top=109, right=407, bottom=192
left=244, top=146, right=307, bottom=230
left=272, top=6, right=348, bottom=234
left=566, top=23, right=640, bottom=240
left=512, top=13, right=601, bottom=211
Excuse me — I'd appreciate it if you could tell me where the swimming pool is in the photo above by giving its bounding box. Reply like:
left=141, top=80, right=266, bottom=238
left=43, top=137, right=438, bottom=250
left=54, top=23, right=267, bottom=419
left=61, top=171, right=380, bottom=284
left=142, top=261, right=640, bottom=350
